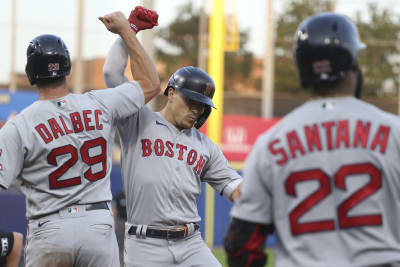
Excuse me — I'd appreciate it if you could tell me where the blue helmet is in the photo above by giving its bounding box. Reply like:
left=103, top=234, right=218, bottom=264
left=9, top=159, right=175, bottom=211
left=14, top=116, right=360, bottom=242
left=164, top=66, right=215, bottom=108
left=25, top=34, right=71, bottom=85
left=293, top=13, right=365, bottom=89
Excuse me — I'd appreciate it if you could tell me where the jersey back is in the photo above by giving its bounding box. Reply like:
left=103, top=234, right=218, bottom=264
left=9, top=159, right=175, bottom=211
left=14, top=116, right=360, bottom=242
left=231, top=97, right=400, bottom=267
left=0, top=83, right=144, bottom=219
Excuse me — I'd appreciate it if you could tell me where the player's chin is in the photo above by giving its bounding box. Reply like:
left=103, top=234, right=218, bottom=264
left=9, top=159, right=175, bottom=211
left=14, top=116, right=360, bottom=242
left=183, top=119, right=196, bottom=129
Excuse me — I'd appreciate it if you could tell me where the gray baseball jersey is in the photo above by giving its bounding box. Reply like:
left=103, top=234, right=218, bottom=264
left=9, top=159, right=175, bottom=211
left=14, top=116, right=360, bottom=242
left=104, top=37, right=241, bottom=267
left=104, top=37, right=242, bottom=226
left=0, top=83, right=144, bottom=219
left=0, top=83, right=144, bottom=267
left=231, top=96, right=400, bottom=267
left=118, top=106, right=242, bottom=226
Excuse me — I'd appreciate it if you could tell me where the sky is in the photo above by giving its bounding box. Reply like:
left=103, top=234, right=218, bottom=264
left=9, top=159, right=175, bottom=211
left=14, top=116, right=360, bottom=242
left=0, top=0, right=399, bottom=84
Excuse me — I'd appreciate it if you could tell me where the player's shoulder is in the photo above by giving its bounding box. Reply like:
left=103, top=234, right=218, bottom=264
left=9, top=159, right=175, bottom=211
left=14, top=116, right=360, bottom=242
left=187, top=128, right=217, bottom=148
left=87, top=82, right=140, bottom=96
left=190, top=128, right=209, bottom=142
left=357, top=98, right=400, bottom=125
left=8, top=101, right=42, bottom=124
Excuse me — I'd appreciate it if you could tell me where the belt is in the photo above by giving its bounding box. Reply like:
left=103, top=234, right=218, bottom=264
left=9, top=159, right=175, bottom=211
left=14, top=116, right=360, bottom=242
left=128, top=223, right=200, bottom=240
left=85, top=202, right=109, bottom=211
left=33, top=201, right=109, bottom=220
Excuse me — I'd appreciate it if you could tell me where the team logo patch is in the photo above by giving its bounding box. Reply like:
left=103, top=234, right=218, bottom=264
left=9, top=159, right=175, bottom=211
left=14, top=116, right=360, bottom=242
left=48, top=63, right=60, bottom=72
left=56, top=99, right=67, bottom=107
left=312, top=60, right=332, bottom=81
left=322, top=101, right=336, bottom=110
left=67, top=207, right=78, bottom=213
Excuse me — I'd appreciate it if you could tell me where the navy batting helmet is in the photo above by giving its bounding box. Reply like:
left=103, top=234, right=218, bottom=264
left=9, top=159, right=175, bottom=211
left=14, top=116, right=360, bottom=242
left=25, top=34, right=71, bottom=85
left=164, top=66, right=216, bottom=108
left=293, top=13, right=365, bottom=89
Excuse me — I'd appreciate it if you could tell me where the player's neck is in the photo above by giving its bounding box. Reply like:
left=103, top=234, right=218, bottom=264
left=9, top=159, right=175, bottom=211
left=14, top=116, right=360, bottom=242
left=160, top=107, right=184, bottom=131
left=38, top=84, right=70, bottom=100
left=311, top=74, right=356, bottom=99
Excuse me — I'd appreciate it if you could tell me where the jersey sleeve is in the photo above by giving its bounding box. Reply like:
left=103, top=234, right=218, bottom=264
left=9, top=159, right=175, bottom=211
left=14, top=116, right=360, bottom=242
left=201, top=140, right=242, bottom=199
left=87, top=82, right=145, bottom=120
left=230, top=136, right=273, bottom=224
left=103, top=37, right=130, bottom=88
left=0, top=121, right=24, bottom=189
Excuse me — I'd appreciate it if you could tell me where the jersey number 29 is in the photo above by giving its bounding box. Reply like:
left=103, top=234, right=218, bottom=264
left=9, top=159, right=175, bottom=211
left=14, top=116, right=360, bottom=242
left=285, top=162, right=382, bottom=236
left=47, top=137, right=107, bottom=189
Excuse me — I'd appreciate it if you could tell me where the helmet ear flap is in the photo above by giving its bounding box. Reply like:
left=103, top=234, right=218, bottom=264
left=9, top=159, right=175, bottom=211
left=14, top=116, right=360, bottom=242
left=354, top=71, right=363, bottom=99
left=194, top=105, right=211, bottom=129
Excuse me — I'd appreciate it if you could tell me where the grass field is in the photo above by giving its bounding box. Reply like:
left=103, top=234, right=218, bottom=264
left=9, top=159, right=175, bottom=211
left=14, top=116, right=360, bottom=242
left=212, top=248, right=274, bottom=267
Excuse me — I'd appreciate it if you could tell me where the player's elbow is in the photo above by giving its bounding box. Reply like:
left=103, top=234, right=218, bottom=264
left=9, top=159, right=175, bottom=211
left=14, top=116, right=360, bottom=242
left=103, top=69, right=118, bottom=88
left=142, top=81, right=161, bottom=104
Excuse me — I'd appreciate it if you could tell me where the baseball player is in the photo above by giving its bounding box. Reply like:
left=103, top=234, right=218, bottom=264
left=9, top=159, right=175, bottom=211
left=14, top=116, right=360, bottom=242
left=224, top=12, right=400, bottom=267
left=0, top=229, right=22, bottom=267
left=103, top=6, right=242, bottom=267
left=0, top=11, right=160, bottom=267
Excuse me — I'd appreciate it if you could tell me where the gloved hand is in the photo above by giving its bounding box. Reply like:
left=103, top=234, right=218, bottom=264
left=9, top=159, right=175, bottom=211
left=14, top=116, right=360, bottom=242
left=128, top=6, right=159, bottom=33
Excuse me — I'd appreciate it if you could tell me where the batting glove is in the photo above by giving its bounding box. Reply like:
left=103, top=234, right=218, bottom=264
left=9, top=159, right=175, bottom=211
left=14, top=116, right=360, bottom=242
left=128, top=6, right=159, bottom=33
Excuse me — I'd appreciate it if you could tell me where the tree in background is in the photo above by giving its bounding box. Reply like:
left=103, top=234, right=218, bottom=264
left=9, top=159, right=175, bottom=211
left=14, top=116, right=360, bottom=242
left=156, top=3, right=199, bottom=81
left=155, top=1, right=254, bottom=93
left=356, top=3, right=400, bottom=96
left=156, top=0, right=400, bottom=97
left=275, top=0, right=400, bottom=96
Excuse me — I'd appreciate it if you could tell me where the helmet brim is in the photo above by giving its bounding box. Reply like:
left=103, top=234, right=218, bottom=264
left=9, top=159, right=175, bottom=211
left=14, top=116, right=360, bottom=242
left=178, top=88, right=216, bottom=109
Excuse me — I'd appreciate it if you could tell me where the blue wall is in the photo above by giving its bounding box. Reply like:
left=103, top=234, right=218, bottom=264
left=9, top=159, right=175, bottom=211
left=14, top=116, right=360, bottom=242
left=0, top=89, right=38, bottom=121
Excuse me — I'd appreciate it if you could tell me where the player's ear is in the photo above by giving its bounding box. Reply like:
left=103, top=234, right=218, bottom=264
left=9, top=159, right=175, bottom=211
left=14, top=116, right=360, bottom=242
left=167, top=87, right=176, bottom=99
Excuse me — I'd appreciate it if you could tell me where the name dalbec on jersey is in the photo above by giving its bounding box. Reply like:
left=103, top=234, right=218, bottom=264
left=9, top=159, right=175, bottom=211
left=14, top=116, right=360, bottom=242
left=34, top=109, right=103, bottom=144
left=269, top=119, right=390, bottom=165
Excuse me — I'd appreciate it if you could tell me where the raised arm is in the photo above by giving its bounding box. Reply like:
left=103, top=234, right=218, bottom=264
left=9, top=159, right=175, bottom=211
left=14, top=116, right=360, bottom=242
left=103, top=37, right=129, bottom=88
left=99, top=10, right=160, bottom=103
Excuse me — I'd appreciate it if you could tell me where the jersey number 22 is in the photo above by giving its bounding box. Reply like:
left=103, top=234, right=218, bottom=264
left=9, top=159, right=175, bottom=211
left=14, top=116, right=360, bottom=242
left=285, top=162, right=382, bottom=236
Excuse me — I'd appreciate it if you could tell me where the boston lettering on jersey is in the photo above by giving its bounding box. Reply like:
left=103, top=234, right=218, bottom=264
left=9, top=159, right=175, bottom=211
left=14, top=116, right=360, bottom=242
left=141, top=138, right=206, bottom=175
left=269, top=119, right=390, bottom=165
left=35, top=109, right=103, bottom=144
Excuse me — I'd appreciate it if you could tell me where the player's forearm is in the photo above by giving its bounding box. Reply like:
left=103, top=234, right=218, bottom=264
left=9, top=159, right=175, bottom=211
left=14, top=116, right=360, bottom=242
left=222, top=179, right=242, bottom=202
left=103, top=37, right=130, bottom=88
left=119, top=29, right=161, bottom=103
left=229, top=182, right=241, bottom=202
left=6, top=232, right=22, bottom=267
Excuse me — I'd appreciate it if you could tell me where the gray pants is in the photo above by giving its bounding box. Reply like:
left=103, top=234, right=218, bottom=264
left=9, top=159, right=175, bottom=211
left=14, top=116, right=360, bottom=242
left=123, top=223, right=221, bottom=267
left=26, top=205, right=120, bottom=267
